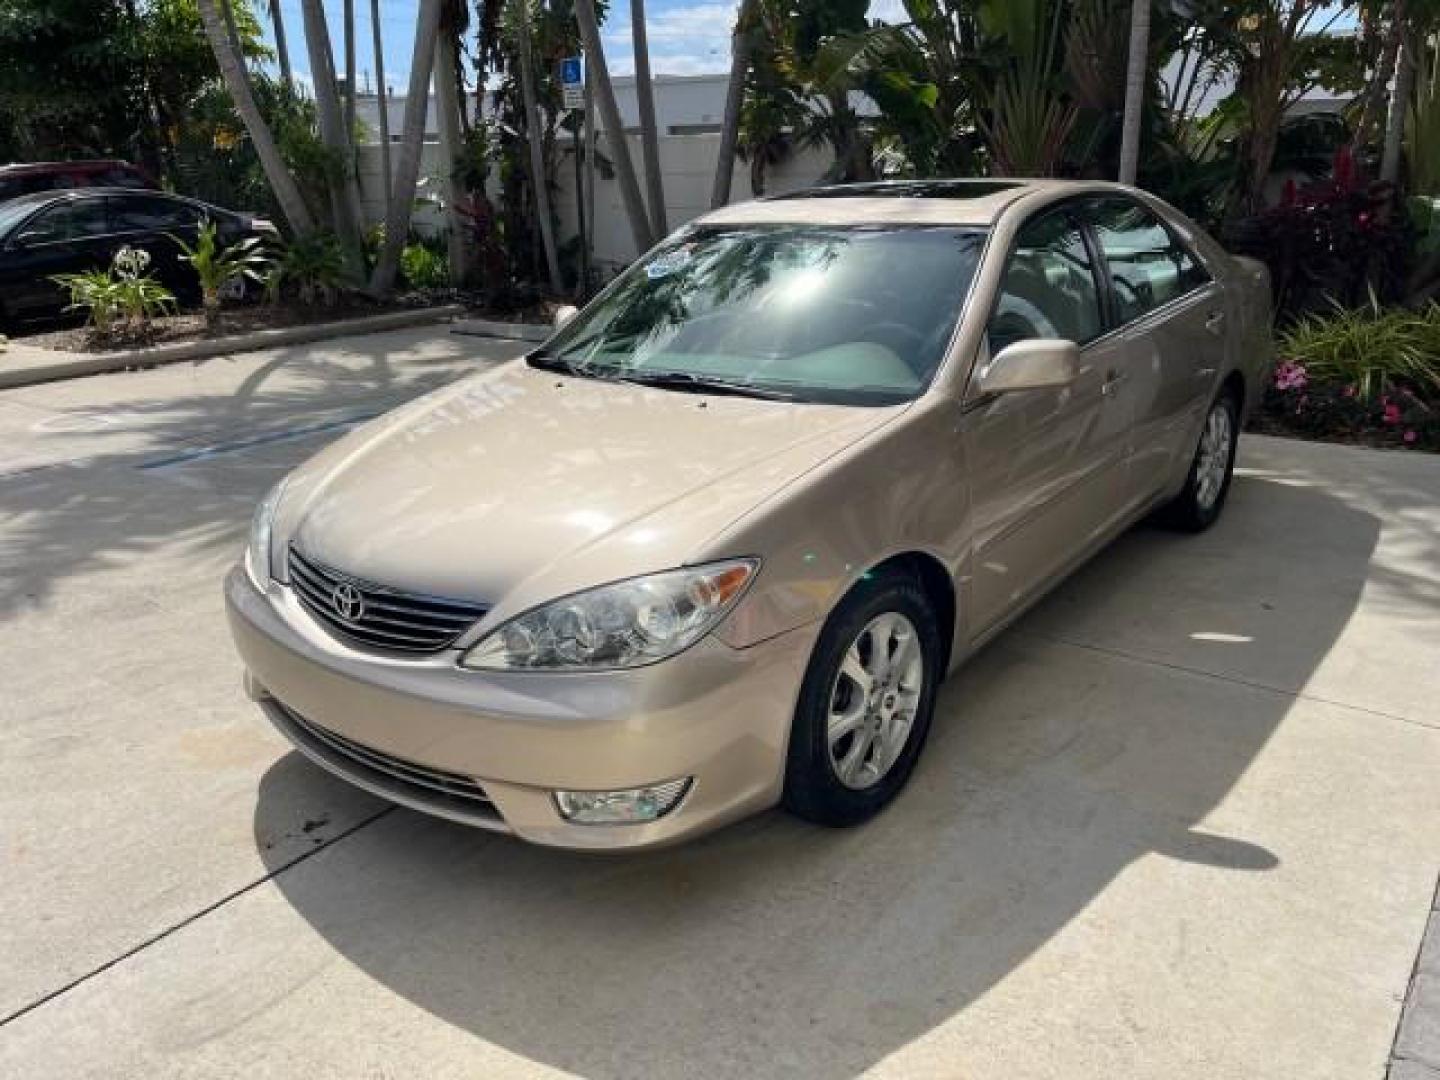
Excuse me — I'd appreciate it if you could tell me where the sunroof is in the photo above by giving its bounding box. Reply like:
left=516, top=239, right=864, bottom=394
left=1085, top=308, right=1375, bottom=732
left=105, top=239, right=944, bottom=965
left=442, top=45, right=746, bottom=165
left=770, top=180, right=1023, bottom=201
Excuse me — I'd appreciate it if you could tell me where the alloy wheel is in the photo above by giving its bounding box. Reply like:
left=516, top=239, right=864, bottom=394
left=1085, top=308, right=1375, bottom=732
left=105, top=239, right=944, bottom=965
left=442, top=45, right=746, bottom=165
left=1195, top=402, right=1234, bottom=511
left=827, top=612, right=926, bottom=790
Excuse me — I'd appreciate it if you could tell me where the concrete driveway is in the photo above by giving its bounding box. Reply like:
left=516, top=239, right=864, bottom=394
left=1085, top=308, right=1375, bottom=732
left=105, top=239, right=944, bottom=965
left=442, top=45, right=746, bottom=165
left=1, top=328, right=1437, bottom=1078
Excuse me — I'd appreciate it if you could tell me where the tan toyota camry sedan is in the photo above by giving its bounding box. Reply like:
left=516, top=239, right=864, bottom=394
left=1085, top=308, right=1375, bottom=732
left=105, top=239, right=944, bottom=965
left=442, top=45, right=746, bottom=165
left=226, top=179, right=1271, bottom=850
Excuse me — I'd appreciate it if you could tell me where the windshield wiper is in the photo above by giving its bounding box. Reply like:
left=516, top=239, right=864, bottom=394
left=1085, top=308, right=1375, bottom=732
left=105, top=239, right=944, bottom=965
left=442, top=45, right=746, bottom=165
left=526, top=349, right=584, bottom=374
left=614, top=370, right=798, bottom=401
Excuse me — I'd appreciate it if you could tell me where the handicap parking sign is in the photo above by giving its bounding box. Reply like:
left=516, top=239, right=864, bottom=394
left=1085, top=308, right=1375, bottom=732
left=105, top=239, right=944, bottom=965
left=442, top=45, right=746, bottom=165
left=560, top=56, right=584, bottom=109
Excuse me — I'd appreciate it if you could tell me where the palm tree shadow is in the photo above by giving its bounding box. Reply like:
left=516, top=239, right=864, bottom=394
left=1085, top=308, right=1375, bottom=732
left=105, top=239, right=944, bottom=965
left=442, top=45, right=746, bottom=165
left=253, top=474, right=1379, bottom=1078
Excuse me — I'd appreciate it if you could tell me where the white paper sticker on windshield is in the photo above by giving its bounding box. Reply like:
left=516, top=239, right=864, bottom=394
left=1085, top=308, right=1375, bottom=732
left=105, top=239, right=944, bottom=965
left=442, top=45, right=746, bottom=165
left=646, top=247, right=692, bottom=279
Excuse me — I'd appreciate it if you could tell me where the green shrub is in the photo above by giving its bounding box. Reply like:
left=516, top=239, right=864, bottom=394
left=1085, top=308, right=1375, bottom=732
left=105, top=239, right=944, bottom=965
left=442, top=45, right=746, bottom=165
left=401, top=242, right=449, bottom=290
left=1278, top=296, right=1440, bottom=402
left=265, top=232, right=349, bottom=306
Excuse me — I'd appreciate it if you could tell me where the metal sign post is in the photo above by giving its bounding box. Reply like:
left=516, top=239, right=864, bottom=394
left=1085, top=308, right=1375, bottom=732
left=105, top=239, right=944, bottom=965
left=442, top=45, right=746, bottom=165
left=560, top=56, right=589, bottom=296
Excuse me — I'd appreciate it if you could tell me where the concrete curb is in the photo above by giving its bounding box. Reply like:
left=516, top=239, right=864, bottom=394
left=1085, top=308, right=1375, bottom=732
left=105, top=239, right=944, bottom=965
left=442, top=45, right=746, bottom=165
left=0, top=305, right=466, bottom=390
left=449, top=317, right=550, bottom=343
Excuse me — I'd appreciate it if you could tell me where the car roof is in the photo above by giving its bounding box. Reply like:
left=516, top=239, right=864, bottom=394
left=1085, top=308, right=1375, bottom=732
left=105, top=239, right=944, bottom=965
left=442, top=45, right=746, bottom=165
left=0, top=159, right=137, bottom=175
left=695, top=178, right=1139, bottom=228
left=1, top=187, right=205, bottom=210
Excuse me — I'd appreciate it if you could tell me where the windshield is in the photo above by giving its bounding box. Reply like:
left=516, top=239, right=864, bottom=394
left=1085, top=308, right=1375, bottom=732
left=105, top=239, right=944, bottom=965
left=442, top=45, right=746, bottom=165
left=538, top=224, right=987, bottom=405
left=0, top=199, right=40, bottom=237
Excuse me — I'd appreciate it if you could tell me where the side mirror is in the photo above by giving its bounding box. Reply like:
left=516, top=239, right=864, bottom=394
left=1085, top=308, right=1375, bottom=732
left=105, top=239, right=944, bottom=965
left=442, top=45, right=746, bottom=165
left=976, top=338, right=1080, bottom=396
left=552, top=304, right=579, bottom=330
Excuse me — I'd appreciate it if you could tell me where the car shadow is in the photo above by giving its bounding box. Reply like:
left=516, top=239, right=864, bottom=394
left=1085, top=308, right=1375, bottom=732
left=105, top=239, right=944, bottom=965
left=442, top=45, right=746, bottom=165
left=253, top=473, right=1379, bottom=1077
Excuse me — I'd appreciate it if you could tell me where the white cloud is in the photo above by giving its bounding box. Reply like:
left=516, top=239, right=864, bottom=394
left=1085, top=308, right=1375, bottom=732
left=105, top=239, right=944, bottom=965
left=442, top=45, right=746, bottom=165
left=597, top=0, right=909, bottom=77
left=601, top=0, right=739, bottom=76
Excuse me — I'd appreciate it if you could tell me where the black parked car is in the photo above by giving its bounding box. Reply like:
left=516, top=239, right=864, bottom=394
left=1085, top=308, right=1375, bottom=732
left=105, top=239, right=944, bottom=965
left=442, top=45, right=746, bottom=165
left=0, top=188, right=278, bottom=328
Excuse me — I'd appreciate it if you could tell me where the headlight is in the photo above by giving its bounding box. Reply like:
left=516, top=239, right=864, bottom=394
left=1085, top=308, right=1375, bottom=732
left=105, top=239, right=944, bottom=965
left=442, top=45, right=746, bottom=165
left=460, top=559, right=758, bottom=671
left=243, top=479, right=287, bottom=588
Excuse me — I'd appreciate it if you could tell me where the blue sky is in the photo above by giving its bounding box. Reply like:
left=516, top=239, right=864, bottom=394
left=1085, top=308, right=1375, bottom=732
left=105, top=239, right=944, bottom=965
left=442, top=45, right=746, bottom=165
left=259, top=0, right=908, bottom=89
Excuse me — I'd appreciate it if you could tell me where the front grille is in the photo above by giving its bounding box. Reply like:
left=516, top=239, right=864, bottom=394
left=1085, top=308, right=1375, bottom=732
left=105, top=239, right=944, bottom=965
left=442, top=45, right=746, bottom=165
left=266, top=700, right=506, bottom=830
left=287, top=546, right=487, bottom=654
left=286, top=706, right=494, bottom=808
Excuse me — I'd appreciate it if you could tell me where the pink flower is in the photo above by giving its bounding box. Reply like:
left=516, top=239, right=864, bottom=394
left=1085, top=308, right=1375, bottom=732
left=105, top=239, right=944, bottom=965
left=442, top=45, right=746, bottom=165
left=1342, top=385, right=1356, bottom=398
left=1274, top=361, right=1309, bottom=391
left=1404, top=430, right=1418, bottom=444
left=1383, top=401, right=1402, bottom=425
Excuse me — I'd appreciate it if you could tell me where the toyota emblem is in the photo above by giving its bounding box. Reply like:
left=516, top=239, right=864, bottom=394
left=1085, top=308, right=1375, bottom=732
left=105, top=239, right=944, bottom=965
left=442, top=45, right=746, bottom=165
left=331, top=582, right=366, bottom=622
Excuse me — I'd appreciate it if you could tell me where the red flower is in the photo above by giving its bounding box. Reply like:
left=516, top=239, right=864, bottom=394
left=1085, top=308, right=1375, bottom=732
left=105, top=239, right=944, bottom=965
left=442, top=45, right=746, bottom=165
left=1383, top=401, right=1402, bottom=425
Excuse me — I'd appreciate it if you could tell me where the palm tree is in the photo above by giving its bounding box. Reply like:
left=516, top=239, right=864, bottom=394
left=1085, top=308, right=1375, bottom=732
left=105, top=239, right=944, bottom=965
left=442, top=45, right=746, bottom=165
left=511, top=0, right=564, bottom=293
left=1383, top=11, right=1417, bottom=181
left=370, top=0, right=392, bottom=205
left=268, top=0, right=294, bottom=87
left=370, top=0, right=444, bottom=294
left=713, top=0, right=756, bottom=207
left=435, top=25, right=474, bottom=284
left=1118, top=0, right=1151, bottom=183
left=631, top=0, right=668, bottom=235
left=196, top=0, right=315, bottom=235
left=343, top=0, right=358, bottom=141
left=573, top=0, right=654, bottom=253
left=300, top=0, right=364, bottom=263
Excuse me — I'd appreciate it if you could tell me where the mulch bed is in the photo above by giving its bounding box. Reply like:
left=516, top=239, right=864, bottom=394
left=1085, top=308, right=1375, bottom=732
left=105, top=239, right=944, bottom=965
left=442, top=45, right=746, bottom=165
left=13, top=296, right=444, bottom=354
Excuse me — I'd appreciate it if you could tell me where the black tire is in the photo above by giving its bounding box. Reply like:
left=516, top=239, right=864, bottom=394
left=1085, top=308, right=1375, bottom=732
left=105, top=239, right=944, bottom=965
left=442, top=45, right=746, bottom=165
left=1157, top=387, right=1240, bottom=533
left=782, top=568, right=942, bottom=827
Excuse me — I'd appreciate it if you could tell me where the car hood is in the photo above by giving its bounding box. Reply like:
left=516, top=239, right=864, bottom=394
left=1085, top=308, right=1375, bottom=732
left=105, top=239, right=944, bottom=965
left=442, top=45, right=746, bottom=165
left=279, top=361, right=901, bottom=617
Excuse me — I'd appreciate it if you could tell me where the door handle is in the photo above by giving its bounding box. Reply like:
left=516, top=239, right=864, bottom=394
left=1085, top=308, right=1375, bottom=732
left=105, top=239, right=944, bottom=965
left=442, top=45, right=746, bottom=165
left=1101, top=369, right=1128, bottom=396
left=1204, top=310, right=1227, bottom=336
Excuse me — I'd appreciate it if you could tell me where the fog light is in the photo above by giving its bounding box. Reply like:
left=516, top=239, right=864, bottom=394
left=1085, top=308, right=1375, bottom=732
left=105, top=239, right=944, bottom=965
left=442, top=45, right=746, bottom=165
left=553, top=778, right=692, bottom=825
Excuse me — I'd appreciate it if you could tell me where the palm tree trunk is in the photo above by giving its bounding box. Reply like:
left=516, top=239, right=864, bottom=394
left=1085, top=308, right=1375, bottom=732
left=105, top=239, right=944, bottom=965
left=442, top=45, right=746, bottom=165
left=196, top=0, right=315, bottom=235
left=1358, top=2, right=1405, bottom=151
left=343, top=0, right=357, bottom=140
left=711, top=8, right=750, bottom=208
left=513, top=0, right=564, bottom=293
left=573, top=0, right=654, bottom=254
left=369, top=0, right=444, bottom=295
left=269, top=0, right=293, bottom=86
left=1383, top=18, right=1416, bottom=183
left=370, top=0, right=392, bottom=206
left=1118, top=0, right=1150, bottom=185
left=435, top=30, right=472, bottom=284
left=630, top=0, right=667, bottom=235
left=300, top=0, right=364, bottom=261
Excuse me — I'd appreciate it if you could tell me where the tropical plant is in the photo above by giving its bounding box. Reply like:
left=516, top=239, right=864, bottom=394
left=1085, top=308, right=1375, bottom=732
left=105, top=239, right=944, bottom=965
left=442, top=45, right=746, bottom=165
left=52, top=246, right=176, bottom=337
left=1278, top=292, right=1440, bottom=398
left=1225, top=148, right=1409, bottom=319
left=170, top=219, right=273, bottom=329
left=269, top=232, right=349, bottom=305
left=111, top=247, right=179, bottom=328
left=50, top=270, right=123, bottom=335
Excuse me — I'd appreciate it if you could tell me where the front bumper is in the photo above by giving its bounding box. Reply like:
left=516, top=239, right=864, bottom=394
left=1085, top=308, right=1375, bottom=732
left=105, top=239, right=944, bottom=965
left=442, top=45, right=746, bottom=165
left=225, top=566, right=818, bottom=850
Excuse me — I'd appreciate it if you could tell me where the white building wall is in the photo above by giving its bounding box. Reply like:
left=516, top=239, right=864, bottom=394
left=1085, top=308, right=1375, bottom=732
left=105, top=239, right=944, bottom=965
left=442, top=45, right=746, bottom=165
left=356, top=132, right=832, bottom=272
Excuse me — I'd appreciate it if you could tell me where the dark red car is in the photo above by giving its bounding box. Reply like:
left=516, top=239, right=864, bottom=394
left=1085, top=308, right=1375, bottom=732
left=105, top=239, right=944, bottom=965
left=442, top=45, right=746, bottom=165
left=0, top=160, right=157, bottom=203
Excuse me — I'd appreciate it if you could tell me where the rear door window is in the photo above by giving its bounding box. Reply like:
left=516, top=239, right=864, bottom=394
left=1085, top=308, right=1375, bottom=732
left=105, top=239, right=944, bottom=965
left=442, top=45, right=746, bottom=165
left=112, top=196, right=202, bottom=232
left=988, top=209, right=1104, bottom=352
left=1086, top=198, right=1210, bottom=324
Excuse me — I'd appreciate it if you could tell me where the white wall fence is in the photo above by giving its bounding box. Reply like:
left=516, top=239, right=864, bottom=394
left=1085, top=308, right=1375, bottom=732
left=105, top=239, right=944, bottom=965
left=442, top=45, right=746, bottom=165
left=355, top=133, right=832, bottom=275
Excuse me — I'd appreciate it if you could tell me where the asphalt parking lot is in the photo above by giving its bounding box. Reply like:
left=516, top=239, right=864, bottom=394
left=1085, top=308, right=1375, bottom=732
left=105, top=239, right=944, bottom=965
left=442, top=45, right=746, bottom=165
left=1, top=326, right=1438, bottom=1078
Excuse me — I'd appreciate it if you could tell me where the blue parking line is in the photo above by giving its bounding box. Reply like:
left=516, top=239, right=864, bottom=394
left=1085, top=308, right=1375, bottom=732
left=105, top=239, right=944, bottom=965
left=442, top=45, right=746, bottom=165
left=137, top=412, right=379, bottom=471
